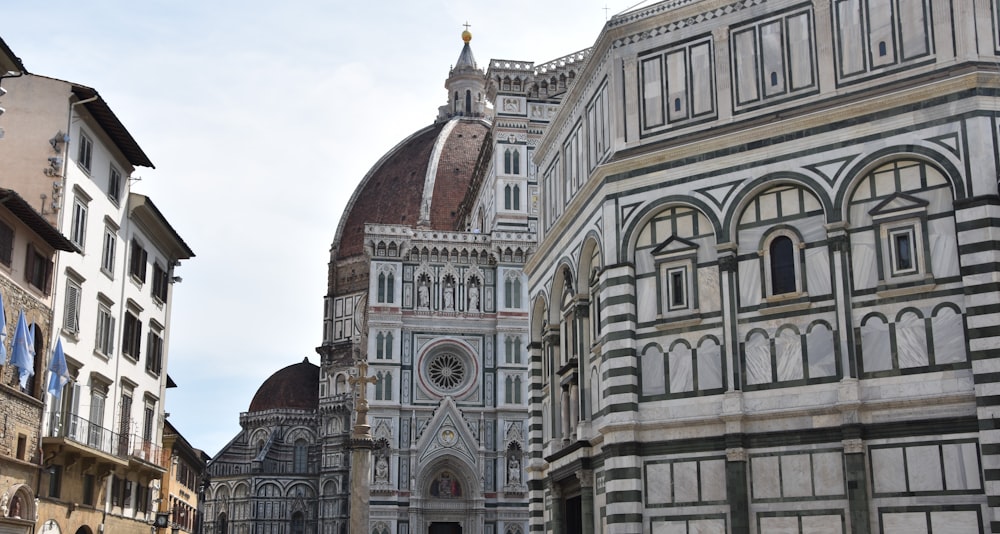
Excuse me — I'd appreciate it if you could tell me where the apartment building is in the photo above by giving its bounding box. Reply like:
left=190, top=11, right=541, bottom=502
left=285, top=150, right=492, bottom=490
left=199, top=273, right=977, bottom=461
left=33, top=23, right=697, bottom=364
left=0, top=72, right=193, bottom=534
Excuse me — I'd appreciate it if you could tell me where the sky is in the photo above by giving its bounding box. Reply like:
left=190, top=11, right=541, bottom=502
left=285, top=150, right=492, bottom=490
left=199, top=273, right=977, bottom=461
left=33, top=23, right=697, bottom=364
left=3, top=0, right=645, bottom=456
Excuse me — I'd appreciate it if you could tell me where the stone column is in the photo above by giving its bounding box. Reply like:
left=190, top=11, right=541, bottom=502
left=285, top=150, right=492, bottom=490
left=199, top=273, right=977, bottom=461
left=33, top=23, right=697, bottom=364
left=843, top=436, right=871, bottom=533
left=725, top=444, right=750, bottom=534
left=621, top=56, right=639, bottom=146
left=578, top=470, right=595, bottom=534
left=549, top=482, right=563, bottom=534
left=568, top=384, right=579, bottom=440
left=349, top=437, right=374, bottom=534
left=561, top=387, right=571, bottom=443
left=723, top=393, right=749, bottom=534
left=716, top=251, right=740, bottom=390
left=348, top=360, right=378, bottom=534
left=825, top=230, right=856, bottom=377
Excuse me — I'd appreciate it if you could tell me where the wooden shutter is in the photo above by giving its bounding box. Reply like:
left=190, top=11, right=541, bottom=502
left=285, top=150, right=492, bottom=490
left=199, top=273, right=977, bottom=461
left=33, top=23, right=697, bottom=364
left=64, top=281, right=81, bottom=333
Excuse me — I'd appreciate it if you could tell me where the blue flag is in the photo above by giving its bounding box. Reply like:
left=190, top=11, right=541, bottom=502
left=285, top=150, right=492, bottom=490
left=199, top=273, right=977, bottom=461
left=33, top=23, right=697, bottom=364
left=48, top=338, right=68, bottom=398
left=0, top=293, right=6, bottom=365
left=10, top=310, right=34, bottom=389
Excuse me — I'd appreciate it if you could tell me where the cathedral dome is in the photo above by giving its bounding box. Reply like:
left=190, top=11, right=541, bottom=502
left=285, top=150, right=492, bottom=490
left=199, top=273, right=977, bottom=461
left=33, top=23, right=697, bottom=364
left=248, top=358, right=319, bottom=412
left=329, top=117, right=489, bottom=291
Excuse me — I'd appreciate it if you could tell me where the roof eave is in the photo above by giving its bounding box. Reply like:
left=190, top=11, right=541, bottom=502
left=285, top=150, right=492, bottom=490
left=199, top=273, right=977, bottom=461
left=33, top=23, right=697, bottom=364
left=0, top=189, right=79, bottom=252
left=71, top=85, right=154, bottom=169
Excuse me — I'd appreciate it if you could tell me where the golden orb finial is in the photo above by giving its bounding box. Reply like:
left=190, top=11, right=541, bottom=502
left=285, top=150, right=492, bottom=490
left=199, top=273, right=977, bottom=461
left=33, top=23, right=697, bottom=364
left=462, top=22, right=472, bottom=43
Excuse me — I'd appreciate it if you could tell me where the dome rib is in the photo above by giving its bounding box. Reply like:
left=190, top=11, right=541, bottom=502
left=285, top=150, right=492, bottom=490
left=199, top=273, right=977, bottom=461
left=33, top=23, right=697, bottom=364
left=330, top=117, right=490, bottom=264
left=331, top=122, right=445, bottom=262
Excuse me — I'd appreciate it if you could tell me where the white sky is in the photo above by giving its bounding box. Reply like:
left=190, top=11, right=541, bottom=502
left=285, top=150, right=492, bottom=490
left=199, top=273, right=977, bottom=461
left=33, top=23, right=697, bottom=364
left=3, top=0, right=644, bottom=457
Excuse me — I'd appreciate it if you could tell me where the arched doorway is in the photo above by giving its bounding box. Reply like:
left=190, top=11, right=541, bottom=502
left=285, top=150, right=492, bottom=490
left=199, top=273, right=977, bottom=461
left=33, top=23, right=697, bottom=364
left=410, top=456, right=480, bottom=534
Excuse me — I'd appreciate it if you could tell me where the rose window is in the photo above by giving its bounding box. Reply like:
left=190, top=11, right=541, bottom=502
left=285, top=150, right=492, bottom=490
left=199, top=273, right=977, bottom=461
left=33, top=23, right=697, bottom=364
left=428, top=352, right=466, bottom=391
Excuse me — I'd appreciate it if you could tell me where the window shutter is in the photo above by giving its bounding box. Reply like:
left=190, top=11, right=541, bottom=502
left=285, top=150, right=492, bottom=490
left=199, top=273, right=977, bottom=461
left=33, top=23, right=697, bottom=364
left=64, top=282, right=80, bottom=333
left=43, top=257, right=53, bottom=294
left=24, top=243, right=35, bottom=282
left=0, top=221, right=13, bottom=266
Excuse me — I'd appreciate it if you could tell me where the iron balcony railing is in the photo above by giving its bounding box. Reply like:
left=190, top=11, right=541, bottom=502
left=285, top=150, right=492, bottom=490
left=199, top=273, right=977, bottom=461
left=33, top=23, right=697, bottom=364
left=46, top=412, right=168, bottom=469
left=128, top=433, right=169, bottom=469
left=46, top=411, right=128, bottom=460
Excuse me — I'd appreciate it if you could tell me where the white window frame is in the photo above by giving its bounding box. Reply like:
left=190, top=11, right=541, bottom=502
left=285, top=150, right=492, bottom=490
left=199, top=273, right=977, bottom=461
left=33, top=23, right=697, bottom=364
left=101, top=226, right=116, bottom=277
left=877, top=216, right=928, bottom=285
left=108, top=165, right=123, bottom=204
left=870, top=196, right=931, bottom=287
left=665, top=266, right=689, bottom=311
left=761, top=229, right=805, bottom=301
left=887, top=225, right=919, bottom=276
left=71, top=198, right=88, bottom=249
left=146, top=324, right=163, bottom=375
left=95, top=300, right=115, bottom=357
left=63, top=278, right=82, bottom=334
left=652, top=236, right=700, bottom=319
left=129, top=239, right=147, bottom=284
left=78, top=131, right=93, bottom=173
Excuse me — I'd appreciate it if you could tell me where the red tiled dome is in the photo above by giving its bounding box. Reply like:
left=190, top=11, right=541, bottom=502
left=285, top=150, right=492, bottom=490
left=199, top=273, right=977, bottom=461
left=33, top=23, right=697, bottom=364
left=332, top=118, right=490, bottom=262
left=248, top=359, right=318, bottom=412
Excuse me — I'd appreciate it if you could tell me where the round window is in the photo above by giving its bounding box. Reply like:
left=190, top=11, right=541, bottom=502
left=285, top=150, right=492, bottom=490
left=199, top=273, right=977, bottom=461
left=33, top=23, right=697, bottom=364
left=427, top=352, right=466, bottom=391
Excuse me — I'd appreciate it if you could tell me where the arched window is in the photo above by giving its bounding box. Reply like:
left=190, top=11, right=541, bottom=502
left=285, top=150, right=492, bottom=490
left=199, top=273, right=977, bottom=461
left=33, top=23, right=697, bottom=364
left=504, top=149, right=513, bottom=175
left=294, top=439, right=308, bottom=472
left=376, top=372, right=392, bottom=401
left=513, top=150, right=521, bottom=175
left=373, top=332, right=393, bottom=361
left=217, top=513, right=228, bottom=534
left=505, top=335, right=522, bottom=364
left=513, top=184, right=521, bottom=211
left=454, top=91, right=459, bottom=113
left=504, top=184, right=512, bottom=209
left=465, top=90, right=472, bottom=115
left=769, top=235, right=796, bottom=295
left=505, top=276, right=522, bottom=308
left=505, top=376, right=513, bottom=403
left=513, top=375, right=522, bottom=403
left=377, top=272, right=395, bottom=304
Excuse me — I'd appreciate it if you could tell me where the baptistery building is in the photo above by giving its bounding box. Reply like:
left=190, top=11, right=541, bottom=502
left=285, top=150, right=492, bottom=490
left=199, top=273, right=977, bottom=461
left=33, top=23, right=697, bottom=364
left=525, top=0, right=1000, bottom=533
left=205, top=0, right=1000, bottom=532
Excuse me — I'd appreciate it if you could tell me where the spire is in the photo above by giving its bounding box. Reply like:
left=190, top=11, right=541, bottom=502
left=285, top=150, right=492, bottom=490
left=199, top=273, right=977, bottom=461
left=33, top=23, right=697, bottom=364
left=439, top=25, right=486, bottom=122
left=454, top=24, right=477, bottom=72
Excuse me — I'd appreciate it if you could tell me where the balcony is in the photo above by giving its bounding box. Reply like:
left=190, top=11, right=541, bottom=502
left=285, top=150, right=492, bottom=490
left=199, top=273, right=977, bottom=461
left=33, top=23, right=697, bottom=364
left=42, top=412, right=129, bottom=473
left=42, top=412, right=168, bottom=475
left=127, top=434, right=170, bottom=475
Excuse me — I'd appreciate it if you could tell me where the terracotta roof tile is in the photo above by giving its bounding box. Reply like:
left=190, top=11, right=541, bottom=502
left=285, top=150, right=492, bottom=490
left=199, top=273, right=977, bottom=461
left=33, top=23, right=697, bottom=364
left=248, top=359, right=319, bottom=412
left=335, top=123, right=445, bottom=261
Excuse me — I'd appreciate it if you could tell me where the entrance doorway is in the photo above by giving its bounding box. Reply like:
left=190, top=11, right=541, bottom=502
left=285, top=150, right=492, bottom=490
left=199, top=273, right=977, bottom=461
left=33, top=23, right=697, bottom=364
left=429, top=522, right=462, bottom=534
left=565, top=495, right=582, bottom=533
